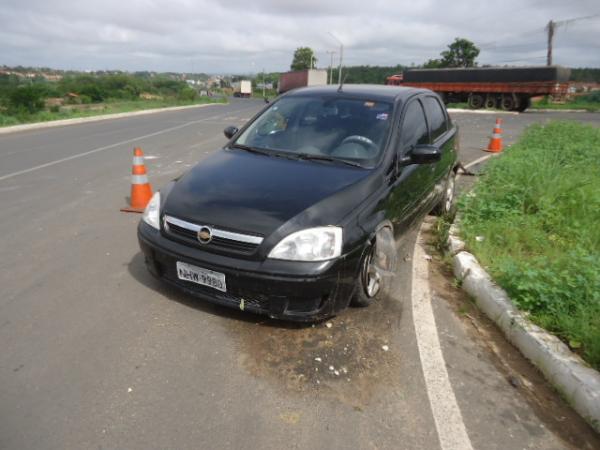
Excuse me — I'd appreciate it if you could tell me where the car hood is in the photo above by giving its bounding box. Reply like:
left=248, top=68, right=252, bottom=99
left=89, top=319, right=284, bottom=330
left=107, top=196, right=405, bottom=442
left=163, top=149, right=372, bottom=237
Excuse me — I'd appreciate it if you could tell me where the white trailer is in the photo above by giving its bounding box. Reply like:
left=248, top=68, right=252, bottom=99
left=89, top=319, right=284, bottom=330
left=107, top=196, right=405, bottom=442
left=233, top=80, right=252, bottom=98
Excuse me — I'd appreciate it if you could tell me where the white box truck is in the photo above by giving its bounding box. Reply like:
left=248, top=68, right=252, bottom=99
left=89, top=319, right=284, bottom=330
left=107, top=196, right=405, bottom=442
left=233, top=80, right=252, bottom=98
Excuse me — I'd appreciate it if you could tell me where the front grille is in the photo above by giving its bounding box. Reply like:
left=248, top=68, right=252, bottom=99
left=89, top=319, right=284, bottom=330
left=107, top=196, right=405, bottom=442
left=167, top=222, right=196, bottom=239
left=163, top=215, right=262, bottom=255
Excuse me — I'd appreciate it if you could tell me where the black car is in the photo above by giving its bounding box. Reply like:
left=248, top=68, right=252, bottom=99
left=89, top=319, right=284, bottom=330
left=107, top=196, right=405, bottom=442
left=138, top=85, right=458, bottom=321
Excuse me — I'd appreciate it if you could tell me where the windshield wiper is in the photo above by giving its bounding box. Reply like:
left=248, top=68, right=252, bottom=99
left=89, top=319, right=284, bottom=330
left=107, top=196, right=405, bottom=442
left=297, top=153, right=364, bottom=168
left=230, top=144, right=272, bottom=156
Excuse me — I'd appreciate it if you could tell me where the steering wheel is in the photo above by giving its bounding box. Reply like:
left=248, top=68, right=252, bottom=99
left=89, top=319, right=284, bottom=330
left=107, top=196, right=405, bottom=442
left=340, top=135, right=377, bottom=153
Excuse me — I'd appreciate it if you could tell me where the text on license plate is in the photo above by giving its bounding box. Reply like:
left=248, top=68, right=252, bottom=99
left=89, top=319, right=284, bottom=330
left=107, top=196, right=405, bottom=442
left=176, top=261, right=226, bottom=292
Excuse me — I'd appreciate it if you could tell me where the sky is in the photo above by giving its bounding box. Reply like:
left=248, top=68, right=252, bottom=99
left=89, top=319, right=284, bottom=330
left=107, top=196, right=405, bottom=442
left=1, top=0, right=599, bottom=74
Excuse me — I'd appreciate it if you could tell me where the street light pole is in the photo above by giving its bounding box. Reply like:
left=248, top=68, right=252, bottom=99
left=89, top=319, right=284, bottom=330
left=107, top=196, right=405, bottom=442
left=328, top=32, right=344, bottom=85
left=262, top=68, right=265, bottom=98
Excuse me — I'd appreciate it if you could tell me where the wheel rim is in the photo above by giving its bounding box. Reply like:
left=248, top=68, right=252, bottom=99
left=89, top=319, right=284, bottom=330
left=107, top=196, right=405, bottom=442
left=445, top=176, right=455, bottom=212
left=469, top=95, right=483, bottom=109
left=502, top=97, right=515, bottom=111
left=362, top=247, right=381, bottom=298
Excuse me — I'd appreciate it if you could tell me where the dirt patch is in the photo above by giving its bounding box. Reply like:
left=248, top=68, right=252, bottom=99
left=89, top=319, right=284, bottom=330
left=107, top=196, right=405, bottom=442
left=423, top=227, right=600, bottom=450
left=229, top=292, right=404, bottom=409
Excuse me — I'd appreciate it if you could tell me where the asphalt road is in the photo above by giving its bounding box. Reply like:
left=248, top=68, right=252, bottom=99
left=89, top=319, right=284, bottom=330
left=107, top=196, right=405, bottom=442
left=1, top=100, right=599, bottom=450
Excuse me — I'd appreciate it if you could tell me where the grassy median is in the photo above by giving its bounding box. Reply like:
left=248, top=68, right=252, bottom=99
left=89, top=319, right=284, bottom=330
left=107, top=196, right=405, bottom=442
left=0, top=96, right=226, bottom=127
left=459, top=121, right=600, bottom=369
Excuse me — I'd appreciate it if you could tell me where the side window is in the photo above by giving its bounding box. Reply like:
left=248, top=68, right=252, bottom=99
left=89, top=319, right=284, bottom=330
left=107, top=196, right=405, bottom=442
left=423, top=96, right=448, bottom=141
left=399, top=100, right=428, bottom=153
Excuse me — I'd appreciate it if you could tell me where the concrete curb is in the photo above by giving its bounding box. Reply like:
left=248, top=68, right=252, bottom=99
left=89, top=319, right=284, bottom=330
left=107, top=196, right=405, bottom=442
left=528, top=108, right=590, bottom=113
left=447, top=108, right=519, bottom=115
left=0, top=102, right=225, bottom=135
left=447, top=227, right=600, bottom=433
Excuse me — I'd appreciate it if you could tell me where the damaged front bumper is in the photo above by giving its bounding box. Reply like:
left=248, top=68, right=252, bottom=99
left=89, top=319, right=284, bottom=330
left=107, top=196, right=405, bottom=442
left=137, top=221, right=362, bottom=321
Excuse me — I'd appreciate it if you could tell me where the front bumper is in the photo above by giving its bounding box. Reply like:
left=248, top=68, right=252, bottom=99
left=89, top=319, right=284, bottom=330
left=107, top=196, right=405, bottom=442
left=137, top=221, right=362, bottom=321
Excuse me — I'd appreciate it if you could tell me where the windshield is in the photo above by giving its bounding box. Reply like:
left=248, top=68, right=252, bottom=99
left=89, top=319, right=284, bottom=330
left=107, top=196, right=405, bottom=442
left=234, top=96, right=393, bottom=167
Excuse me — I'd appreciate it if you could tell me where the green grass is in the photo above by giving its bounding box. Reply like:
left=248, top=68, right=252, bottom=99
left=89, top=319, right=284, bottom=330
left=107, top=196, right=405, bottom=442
left=0, top=96, right=227, bottom=127
left=446, top=102, right=469, bottom=109
left=530, top=98, right=600, bottom=112
left=458, top=121, right=600, bottom=369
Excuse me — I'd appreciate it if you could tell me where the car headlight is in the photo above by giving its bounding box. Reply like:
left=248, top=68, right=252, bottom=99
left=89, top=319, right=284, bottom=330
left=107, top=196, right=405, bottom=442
left=142, top=192, right=160, bottom=230
left=268, top=226, right=342, bottom=261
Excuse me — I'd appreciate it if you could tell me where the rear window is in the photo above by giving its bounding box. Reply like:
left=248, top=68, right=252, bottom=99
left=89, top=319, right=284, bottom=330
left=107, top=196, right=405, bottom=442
left=423, top=96, right=448, bottom=141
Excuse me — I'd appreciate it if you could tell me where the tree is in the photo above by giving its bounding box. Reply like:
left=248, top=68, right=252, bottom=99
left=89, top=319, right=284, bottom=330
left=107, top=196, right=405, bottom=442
left=423, top=58, right=443, bottom=69
left=291, top=47, right=316, bottom=71
left=440, top=38, right=480, bottom=68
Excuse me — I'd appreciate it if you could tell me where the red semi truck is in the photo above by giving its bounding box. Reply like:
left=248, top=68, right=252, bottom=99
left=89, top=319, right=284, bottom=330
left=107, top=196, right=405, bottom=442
left=386, top=66, right=571, bottom=111
left=279, top=69, right=328, bottom=94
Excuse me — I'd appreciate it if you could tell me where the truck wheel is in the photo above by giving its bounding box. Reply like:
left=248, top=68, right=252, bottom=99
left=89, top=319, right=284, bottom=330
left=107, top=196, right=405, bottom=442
left=468, top=94, right=484, bottom=109
left=484, top=95, right=497, bottom=109
left=501, top=96, right=515, bottom=111
left=351, top=227, right=397, bottom=308
left=516, top=97, right=531, bottom=112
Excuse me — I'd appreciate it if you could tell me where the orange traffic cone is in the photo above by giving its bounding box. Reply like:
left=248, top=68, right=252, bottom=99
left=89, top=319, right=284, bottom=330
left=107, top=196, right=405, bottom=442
left=485, top=118, right=503, bottom=153
left=120, top=147, right=153, bottom=213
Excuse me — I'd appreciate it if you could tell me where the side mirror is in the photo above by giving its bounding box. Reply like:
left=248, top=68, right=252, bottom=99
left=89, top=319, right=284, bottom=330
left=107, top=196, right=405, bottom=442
left=410, top=144, right=441, bottom=164
left=223, top=126, right=239, bottom=139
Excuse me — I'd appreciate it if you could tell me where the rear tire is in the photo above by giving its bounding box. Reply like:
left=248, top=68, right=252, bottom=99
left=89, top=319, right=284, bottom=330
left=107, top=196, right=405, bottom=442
left=351, top=227, right=397, bottom=308
left=517, top=96, right=531, bottom=112
left=468, top=94, right=484, bottom=109
left=484, top=95, right=497, bottom=109
left=432, top=170, right=457, bottom=216
left=501, top=95, right=515, bottom=111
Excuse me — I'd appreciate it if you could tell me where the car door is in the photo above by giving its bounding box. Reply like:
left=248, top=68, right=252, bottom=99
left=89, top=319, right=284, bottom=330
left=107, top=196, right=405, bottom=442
left=385, top=96, right=433, bottom=235
left=422, top=95, right=456, bottom=202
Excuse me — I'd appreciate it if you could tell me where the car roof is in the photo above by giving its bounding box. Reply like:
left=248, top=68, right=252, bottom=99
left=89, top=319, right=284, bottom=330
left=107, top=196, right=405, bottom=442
left=284, top=84, right=428, bottom=103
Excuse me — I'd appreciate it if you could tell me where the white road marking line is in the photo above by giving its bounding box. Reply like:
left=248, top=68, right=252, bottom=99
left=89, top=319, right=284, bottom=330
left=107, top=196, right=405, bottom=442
left=0, top=110, right=252, bottom=183
left=457, top=154, right=496, bottom=182
left=0, top=121, right=194, bottom=182
left=465, top=153, right=494, bottom=170
left=412, top=228, right=473, bottom=450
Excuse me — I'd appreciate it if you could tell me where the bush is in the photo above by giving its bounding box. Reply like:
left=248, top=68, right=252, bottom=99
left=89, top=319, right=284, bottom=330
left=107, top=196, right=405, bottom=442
left=177, top=87, right=198, bottom=102
left=580, top=91, right=600, bottom=103
left=459, top=121, right=600, bottom=369
left=8, top=84, right=47, bottom=113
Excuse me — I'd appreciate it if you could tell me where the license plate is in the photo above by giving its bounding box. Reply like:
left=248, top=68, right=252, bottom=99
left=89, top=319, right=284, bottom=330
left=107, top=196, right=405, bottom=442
left=176, top=261, right=226, bottom=292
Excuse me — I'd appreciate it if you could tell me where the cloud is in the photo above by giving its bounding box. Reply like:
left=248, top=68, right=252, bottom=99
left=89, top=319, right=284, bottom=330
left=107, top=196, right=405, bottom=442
left=1, top=0, right=599, bottom=73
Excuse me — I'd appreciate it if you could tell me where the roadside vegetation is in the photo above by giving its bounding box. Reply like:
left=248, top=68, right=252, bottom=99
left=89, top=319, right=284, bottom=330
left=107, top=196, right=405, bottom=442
left=531, top=91, right=600, bottom=112
left=458, top=121, right=600, bottom=369
left=0, top=73, right=225, bottom=127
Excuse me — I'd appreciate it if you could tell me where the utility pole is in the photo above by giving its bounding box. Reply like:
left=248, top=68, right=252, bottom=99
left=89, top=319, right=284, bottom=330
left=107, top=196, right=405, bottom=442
left=326, top=51, right=336, bottom=84
left=546, top=20, right=555, bottom=66
left=262, top=68, right=265, bottom=98
left=328, top=32, right=344, bottom=85
left=545, top=14, right=599, bottom=66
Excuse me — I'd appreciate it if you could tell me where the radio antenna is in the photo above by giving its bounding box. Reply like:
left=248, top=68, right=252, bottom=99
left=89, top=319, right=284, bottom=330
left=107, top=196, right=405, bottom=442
left=338, top=73, right=348, bottom=92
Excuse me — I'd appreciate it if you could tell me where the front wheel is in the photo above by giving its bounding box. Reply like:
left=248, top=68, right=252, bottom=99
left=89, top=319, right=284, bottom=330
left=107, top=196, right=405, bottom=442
left=351, top=227, right=397, bottom=307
